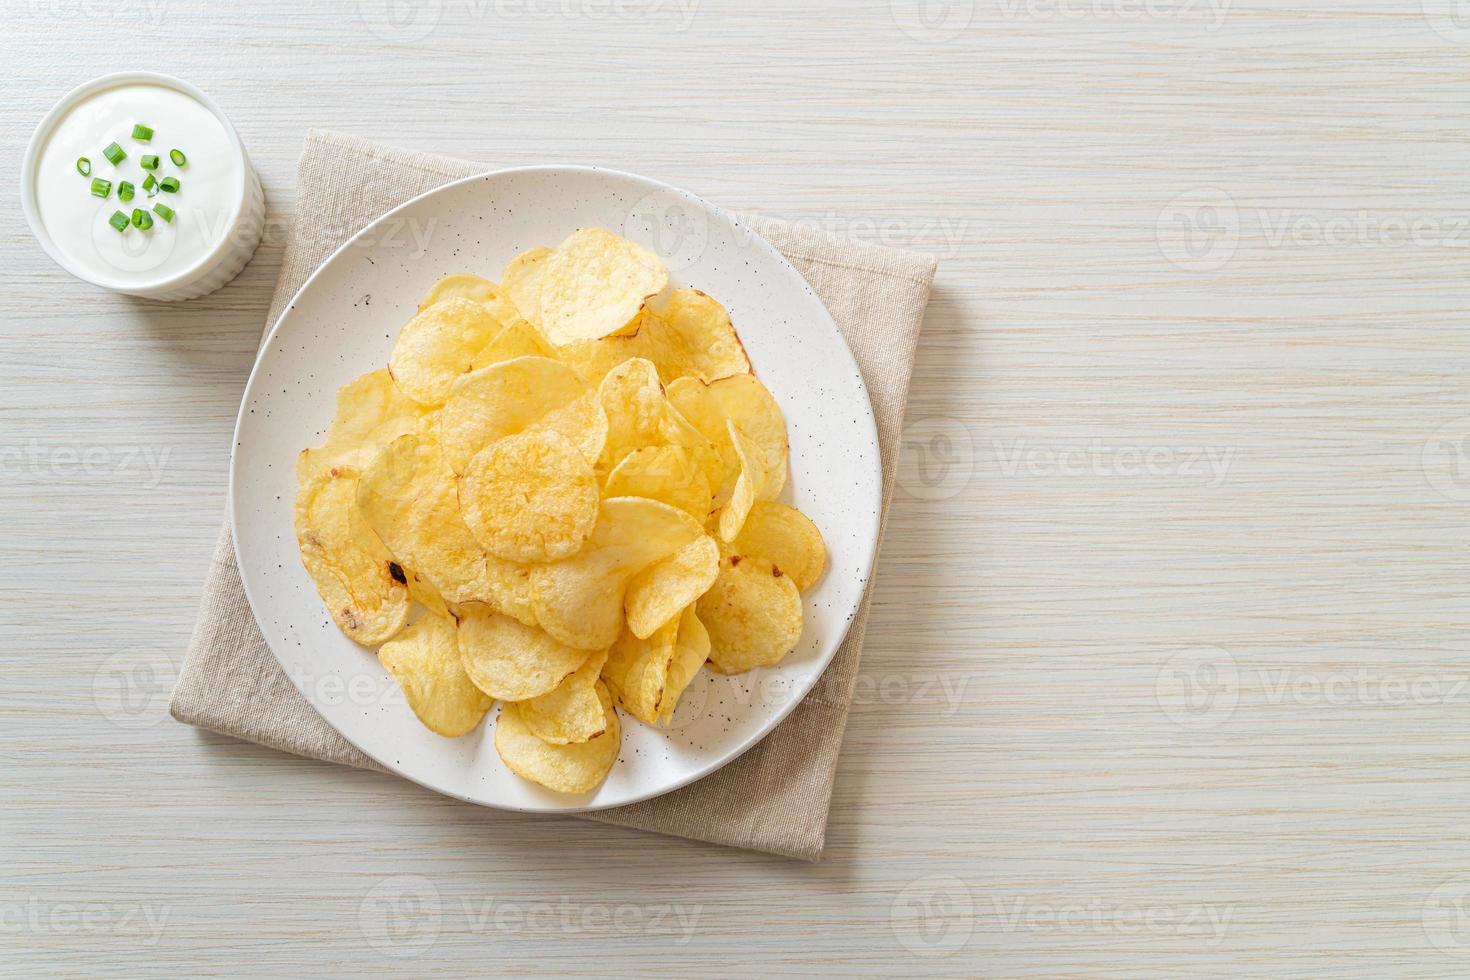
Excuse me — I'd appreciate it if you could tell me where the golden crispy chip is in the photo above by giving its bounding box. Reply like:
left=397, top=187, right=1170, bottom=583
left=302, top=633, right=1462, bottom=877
left=296, top=369, right=428, bottom=486
left=530, top=497, right=703, bottom=650
left=709, top=374, right=788, bottom=497
left=597, top=358, right=719, bottom=482
left=729, top=501, right=827, bottom=592
left=378, top=614, right=492, bottom=737
left=602, top=616, right=678, bottom=724
left=556, top=332, right=641, bottom=388
left=596, top=357, right=666, bottom=471
left=356, top=433, right=534, bottom=621
left=665, top=376, right=739, bottom=502
left=604, top=603, right=710, bottom=724
left=439, top=356, right=586, bottom=474
left=417, top=273, right=525, bottom=329
left=698, top=555, right=803, bottom=674
left=524, top=389, right=608, bottom=467
left=389, top=298, right=507, bottom=406
left=642, top=288, right=750, bottom=385
left=468, top=318, right=555, bottom=371
left=538, top=228, right=668, bottom=345
left=519, top=649, right=609, bottom=744
left=501, top=247, right=553, bottom=325
left=602, top=445, right=712, bottom=521
left=495, top=680, right=620, bottom=794
left=457, top=602, right=593, bottom=701
left=717, top=422, right=771, bottom=542
left=459, top=429, right=599, bottom=563
left=625, top=535, right=719, bottom=639
left=658, top=606, right=710, bottom=724
left=295, top=465, right=411, bottom=646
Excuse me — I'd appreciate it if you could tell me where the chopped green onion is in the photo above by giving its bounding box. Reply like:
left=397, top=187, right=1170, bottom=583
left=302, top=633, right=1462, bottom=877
left=152, top=202, right=175, bottom=223
left=103, top=142, right=125, bottom=165
left=131, top=208, right=153, bottom=230
left=143, top=174, right=158, bottom=195
left=118, top=181, right=135, bottom=202
left=76, top=157, right=91, bottom=176
left=169, top=148, right=186, bottom=167
left=159, top=176, right=180, bottom=193
left=140, top=154, right=159, bottom=170
left=108, top=210, right=129, bottom=232
left=131, top=123, right=153, bottom=142
left=90, top=177, right=112, bottom=198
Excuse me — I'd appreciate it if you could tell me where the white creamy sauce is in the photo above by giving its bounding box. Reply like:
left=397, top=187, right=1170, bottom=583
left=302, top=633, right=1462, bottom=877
left=33, top=82, right=242, bottom=286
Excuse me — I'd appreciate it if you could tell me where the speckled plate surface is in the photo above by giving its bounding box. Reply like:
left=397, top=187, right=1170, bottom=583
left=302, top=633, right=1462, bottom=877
left=231, top=167, right=881, bottom=812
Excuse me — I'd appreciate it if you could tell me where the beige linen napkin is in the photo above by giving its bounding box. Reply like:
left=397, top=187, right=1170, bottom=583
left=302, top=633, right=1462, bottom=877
left=171, top=130, right=935, bottom=862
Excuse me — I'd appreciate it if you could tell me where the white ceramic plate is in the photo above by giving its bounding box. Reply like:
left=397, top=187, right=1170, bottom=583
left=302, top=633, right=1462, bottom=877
left=232, top=167, right=881, bottom=812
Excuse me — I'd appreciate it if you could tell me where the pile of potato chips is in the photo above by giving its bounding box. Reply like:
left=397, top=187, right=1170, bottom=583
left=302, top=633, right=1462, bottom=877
left=294, top=227, right=826, bottom=795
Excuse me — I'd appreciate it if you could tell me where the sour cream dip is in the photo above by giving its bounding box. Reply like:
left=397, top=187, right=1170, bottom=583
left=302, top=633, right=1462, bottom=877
left=22, top=73, right=264, bottom=301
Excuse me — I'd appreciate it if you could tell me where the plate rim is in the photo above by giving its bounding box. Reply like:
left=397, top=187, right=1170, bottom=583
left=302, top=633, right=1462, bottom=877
left=229, top=164, right=883, bottom=812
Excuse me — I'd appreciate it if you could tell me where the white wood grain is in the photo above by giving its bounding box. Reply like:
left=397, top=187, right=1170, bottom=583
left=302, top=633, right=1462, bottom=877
left=3, top=1, right=1469, bottom=975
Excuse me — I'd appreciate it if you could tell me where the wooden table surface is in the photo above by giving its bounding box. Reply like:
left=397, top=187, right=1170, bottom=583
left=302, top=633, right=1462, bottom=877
left=5, top=2, right=1469, bottom=975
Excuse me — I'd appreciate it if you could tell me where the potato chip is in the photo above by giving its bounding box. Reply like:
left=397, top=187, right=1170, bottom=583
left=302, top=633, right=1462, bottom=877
left=708, top=374, right=788, bottom=497
left=717, top=422, right=771, bottom=542
left=538, top=228, right=668, bottom=345
left=494, top=681, right=620, bottom=794
left=439, top=356, right=586, bottom=474
left=459, top=429, right=599, bottom=563
left=295, top=465, right=411, bottom=646
left=603, top=604, right=710, bottom=724
left=356, top=433, right=535, bottom=622
left=658, top=606, right=710, bottom=724
left=378, top=614, right=493, bottom=737
left=698, top=554, right=803, bottom=674
left=519, top=649, right=609, bottom=744
left=597, top=358, right=718, bottom=482
left=642, top=288, right=750, bottom=385
left=602, top=617, right=678, bottom=724
left=500, top=247, right=552, bottom=325
left=296, top=369, right=428, bottom=486
left=624, top=534, right=719, bottom=639
left=556, top=331, right=641, bottom=388
left=603, top=445, right=712, bottom=521
left=390, top=297, right=507, bottom=406
left=524, top=389, right=608, bottom=467
left=665, top=376, right=739, bottom=501
left=468, top=318, right=555, bottom=371
left=530, top=497, right=703, bottom=650
left=417, top=273, right=525, bottom=329
left=457, top=602, right=594, bottom=701
left=728, top=501, right=827, bottom=592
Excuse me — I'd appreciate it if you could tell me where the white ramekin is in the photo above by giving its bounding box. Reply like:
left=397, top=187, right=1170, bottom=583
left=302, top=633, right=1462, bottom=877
left=21, top=71, right=265, bottom=302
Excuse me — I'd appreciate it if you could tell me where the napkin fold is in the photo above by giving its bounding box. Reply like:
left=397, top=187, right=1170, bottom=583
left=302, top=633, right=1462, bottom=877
left=171, top=131, right=935, bottom=861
